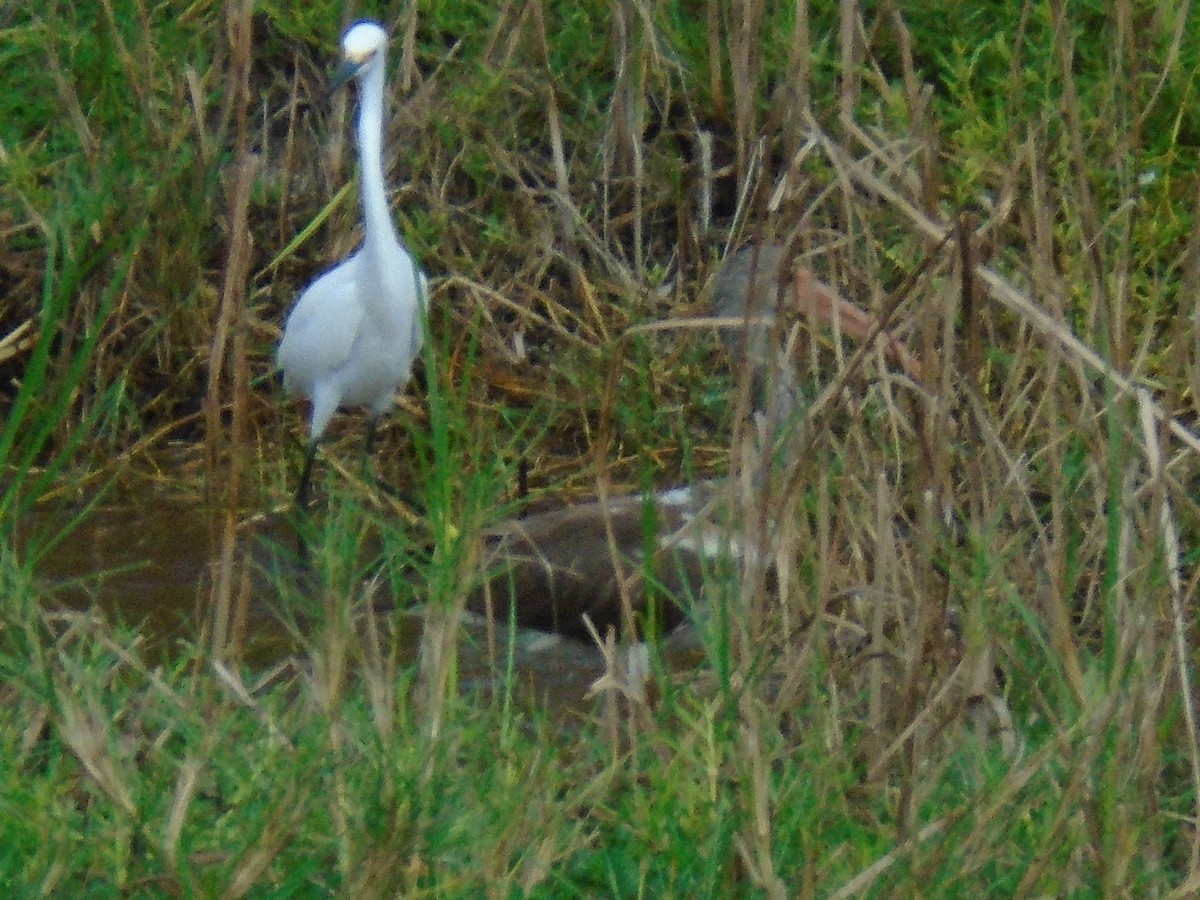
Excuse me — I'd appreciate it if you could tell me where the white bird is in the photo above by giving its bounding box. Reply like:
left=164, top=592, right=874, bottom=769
left=278, top=21, right=427, bottom=507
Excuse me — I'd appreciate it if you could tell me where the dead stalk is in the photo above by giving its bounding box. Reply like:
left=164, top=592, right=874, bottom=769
left=205, top=0, right=256, bottom=661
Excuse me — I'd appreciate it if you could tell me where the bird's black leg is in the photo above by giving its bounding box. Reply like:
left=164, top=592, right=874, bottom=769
left=362, top=417, right=396, bottom=496
left=363, top=416, right=380, bottom=460
left=296, top=440, right=319, bottom=510
left=361, top=416, right=393, bottom=496
left=292, top=441, right=321, bottom=562
left=360, top=415, right=384, bottom=490
left=362, top=417, right=420, bottom=510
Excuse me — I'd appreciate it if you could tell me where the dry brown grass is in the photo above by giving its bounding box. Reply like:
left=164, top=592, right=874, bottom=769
left=4, top=0, right=1200, bottom=892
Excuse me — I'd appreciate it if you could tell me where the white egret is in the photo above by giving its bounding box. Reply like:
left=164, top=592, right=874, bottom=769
left=278, top=20, right=427, bottom=507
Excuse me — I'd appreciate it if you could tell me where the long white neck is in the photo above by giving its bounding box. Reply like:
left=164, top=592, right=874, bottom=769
left=355, top=57, right=400, bottom=258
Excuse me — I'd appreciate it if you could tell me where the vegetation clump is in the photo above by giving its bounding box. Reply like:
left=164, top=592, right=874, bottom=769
left=2, top=1, right=1200, bottom=893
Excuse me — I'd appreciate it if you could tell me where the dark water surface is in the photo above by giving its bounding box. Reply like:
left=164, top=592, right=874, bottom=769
left=27, top=496, right=227, bottom=642
left=23, top=494, right=656, bottom=714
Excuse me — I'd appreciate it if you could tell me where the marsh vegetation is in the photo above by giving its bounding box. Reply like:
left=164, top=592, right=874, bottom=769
left=3, top=0, right=1200, bottom=894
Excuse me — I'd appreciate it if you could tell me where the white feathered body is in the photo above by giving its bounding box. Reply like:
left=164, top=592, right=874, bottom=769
left=277, top=21, right=426, bottom=444
left=278, top=240, right=425, bottom=439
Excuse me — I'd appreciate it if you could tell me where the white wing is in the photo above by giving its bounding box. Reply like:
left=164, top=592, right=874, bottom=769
left=278, top=255, right=364, bottom=397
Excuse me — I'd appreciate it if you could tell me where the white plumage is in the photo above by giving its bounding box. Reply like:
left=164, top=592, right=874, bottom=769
left=278, top=21, right=426, bottom=504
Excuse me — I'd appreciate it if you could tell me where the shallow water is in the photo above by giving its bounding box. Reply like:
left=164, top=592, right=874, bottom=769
left=23, top=494, right=674, bottom=715
left=25, top=497, right=224, bottom=643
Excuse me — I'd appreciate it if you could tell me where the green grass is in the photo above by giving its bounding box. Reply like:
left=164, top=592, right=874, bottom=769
left=3, top=0, right=1200, bottom=894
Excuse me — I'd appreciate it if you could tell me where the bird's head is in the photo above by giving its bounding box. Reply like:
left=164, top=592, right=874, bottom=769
left=332, top=21, right=388, bottom=90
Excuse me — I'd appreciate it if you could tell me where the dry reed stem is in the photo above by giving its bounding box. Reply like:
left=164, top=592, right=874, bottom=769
left=813, top=115, right=1200, bottom=457
left=1052, top=0, right=1124, bottom=371
left=734, top=689, right=787, bottom=900
left=788, top=0, right=811, bottom=114
left=54, top=678, right=137, bottom=818
left=360, top=575, right=398, bottom=749
left=415, top=487, right=482, bottom=748
left=0, top=319, right=36, bottom=366
left=225, top=783, right=305, bottom=898
left=828, top=818, right=949, bottom=899
left=837, top=0, right=862, bottom=124
left=205, top=0, right=256, bottom=661
left=530, top=0, right=585, bottom=298
left=165, top=755, right=205, bottom=871
left=210, top=659, right=291, bottom=749
left=582, top=614, right=625, bottom=772
left=416, top=603, right=462, bottom=745
left=312, top=583, right=354, bottom=880
left=1138, top=388, right=1200, bottom=873
left=45, top=42, right=98, bottom=165
left=729, top=0, right=764, bottom=189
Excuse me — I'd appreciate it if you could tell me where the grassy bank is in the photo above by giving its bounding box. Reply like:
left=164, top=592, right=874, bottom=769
left=3, top=0, right=1200, bottom=893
